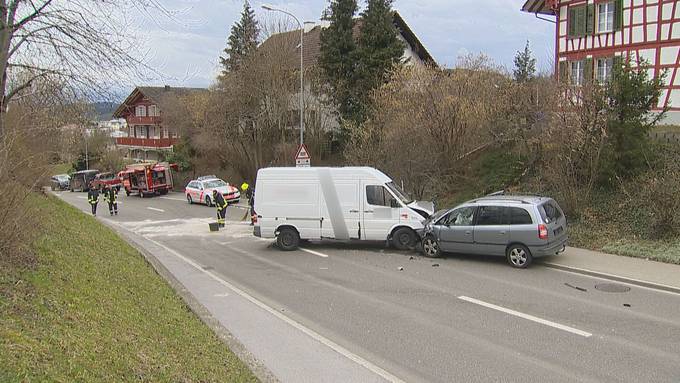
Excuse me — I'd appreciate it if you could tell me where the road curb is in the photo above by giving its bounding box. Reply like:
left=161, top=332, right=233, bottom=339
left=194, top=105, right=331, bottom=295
left=50, top=192, right=279, bottom=383
left=542, top=262, right=680, bottom=295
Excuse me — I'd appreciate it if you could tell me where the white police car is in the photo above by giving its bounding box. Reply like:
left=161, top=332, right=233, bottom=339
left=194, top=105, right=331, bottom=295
left=185, top=176, right=240, bottom=207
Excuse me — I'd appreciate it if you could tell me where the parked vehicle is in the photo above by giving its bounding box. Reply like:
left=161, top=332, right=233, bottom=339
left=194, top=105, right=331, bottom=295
left=118, top=162, right=178, bottom=197
left=50, top=174, right=71, bottom=190
left=419, top=195, right=568, bottom=268
left=91, top=172, right=122, bottom=191
left=185, top=176, right=240, bottom=207
left=254, top=167, right=434, bottom=251
left=69, top=170, right=99, bottom=192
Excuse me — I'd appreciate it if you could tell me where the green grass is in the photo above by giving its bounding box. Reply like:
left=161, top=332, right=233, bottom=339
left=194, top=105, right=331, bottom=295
left=0, top=195, right=258, bottom=382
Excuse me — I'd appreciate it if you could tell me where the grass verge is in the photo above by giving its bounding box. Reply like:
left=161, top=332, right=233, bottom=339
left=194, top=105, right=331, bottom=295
left=0, top=194, right=258, bottom=382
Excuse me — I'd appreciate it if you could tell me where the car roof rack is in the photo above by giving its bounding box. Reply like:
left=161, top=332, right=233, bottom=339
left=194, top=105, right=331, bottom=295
left=485, top=190, right=505, bottom=197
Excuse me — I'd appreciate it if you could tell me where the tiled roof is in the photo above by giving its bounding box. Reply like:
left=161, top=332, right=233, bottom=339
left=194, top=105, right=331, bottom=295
left=113, top=86, right=208, bottom=118
left=521, top=0, right=556, bottom=15
left=258, top=11, right=436, bottom=69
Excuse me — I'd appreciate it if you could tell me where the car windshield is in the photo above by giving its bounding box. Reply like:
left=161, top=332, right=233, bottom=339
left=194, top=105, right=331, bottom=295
left=427, top=209, right=450, bottom=224
left=55, top=175, right=69, bottom=181
left=385, top=182, right=413, bottom=205
left=204, top=180, right=227, bottom=189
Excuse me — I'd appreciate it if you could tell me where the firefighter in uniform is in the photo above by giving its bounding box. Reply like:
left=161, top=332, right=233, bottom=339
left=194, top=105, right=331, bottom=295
left=87, top=183, right=100, bottom=216
left=241, top=182, right=255, bottom=225
left=104, top=185, right=119, bottom=216
left=213, top=189, right=228, bottom=227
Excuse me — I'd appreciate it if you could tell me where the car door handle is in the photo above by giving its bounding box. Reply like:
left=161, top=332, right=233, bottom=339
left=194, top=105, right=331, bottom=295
left=500, top=231, right=507, bottom=235
left=364, top=210, right=374, bottom=213
left=465, top=231, right=472, bottom=235
left=349, top=209, right=359, bottom=213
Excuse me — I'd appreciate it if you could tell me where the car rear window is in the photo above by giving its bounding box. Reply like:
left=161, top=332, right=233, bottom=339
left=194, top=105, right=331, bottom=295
left=508, top=207, right=533, bottom=225
left=539, top=201, right=563, bottom=224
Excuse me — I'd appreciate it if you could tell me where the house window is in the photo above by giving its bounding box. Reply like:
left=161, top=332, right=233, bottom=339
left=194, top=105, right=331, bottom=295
left=571, top=60, right=585, bottom=86
left=597, top=57, right=614, bottom=83
left=598, top=2, right=615, bottom=33
left=135, top=105, right=147, bottom=117
left=148, top=105, right=159, bottom=117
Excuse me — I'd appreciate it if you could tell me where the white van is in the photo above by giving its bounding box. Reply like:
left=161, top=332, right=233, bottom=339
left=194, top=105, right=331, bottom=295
left=253, top=167, right=434, bottom=251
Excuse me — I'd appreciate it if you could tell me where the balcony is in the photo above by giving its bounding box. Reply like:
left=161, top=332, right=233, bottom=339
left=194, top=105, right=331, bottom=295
left=116, top=137, right=178, bottom=149
left=126, top=116, right=161, bottom=125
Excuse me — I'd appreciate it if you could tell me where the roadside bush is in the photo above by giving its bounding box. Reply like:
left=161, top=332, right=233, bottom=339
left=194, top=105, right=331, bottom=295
left=638, top=145, right=680, bottom=239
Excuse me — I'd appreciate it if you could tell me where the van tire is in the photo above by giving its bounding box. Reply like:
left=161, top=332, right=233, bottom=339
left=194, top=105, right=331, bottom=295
left=277, top=228, right=300, bottom=251
left=392, top=227, right=417, bottom=250
left=506, top=244, right=533, bottom=269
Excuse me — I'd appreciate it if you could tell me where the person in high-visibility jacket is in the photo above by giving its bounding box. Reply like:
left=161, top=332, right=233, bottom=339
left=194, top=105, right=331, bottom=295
left=87, top=183, right=100, bottom=216
left=213, top=189, right=228, bottom=227
left=241, top=182, right=255, bottom=225
left=103, top=185, right=119, bottom=216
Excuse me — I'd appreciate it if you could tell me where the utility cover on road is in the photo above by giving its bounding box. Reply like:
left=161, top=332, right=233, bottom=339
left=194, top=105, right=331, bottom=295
left=295, top=144, right=311, bottom=168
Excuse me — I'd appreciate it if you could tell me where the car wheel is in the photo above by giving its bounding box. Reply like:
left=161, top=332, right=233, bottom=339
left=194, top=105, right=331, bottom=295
left=422, top=235, right=442, bottom=258
left=506, top=244, right=533, bottom=269
left=392, top=227, right=417, bottom=250
left=125, top=190, right=130, bottom=197
left=187, top=194, right=193, bottom=204
left=205, top=196, right=212, bottom=207
left=277, top=228, right=300, bottom=251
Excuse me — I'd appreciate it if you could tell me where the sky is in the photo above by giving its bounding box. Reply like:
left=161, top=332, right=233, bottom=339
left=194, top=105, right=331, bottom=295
left=131, top=0, right=556, bottom=88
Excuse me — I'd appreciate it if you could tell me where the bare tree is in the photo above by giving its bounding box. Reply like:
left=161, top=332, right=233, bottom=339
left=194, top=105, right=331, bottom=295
left=0, top=0, right=162, bottom=138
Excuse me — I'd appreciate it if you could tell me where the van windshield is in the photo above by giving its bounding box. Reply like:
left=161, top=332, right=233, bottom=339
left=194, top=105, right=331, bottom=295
left=386, top=182, right=413, bottom=205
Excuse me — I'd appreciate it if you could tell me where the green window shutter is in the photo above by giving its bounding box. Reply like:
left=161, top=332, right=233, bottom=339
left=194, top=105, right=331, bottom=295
left=568, top=7, right=577, bottom=37
left=559, top=61, right=569, bottom=83
left=584, top=58, right=593, bottom=83
left=615, top=0, right=623, bottom=31
left=586, top=4, right=595, bottom=35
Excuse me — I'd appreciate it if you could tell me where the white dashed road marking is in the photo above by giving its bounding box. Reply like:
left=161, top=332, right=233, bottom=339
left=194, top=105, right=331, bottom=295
left=300, top=248, right=330, bottom=258
left=160, top=197, right=187, bottom=202
left=458, top=296, right=593, bottom=338
left=147, top=207, right=165, bottom=213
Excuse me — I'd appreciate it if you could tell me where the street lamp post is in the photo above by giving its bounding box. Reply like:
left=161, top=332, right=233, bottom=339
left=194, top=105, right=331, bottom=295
left=262, top=4, right=304, bottom=146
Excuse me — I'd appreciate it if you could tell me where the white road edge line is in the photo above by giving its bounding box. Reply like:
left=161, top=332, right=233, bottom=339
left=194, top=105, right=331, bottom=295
left=458, top=296, right=592, bottom=338
left=300, top=248, right=329, bottom=258
left=146, top=207, right=165, bottom=213
left=146, top=237, right=404, bottom=383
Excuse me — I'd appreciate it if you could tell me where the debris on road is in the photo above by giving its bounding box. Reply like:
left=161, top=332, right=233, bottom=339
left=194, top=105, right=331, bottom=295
left=432, top=263, right=440, bottom=267
left=623, top=303, right=631, bottom=307
left=409, top=256, right=415, bottom=260
left=398, top=266, right=404, bottom=271
left=565, top=282, right=588, bottom=292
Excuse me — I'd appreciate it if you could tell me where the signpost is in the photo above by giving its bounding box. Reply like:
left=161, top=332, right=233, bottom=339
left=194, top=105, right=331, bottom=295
left=295, top=144, right=311, bottom=168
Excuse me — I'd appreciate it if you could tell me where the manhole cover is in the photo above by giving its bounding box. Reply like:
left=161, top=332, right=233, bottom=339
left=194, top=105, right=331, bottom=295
left=594, top=283, right=631, bottom=293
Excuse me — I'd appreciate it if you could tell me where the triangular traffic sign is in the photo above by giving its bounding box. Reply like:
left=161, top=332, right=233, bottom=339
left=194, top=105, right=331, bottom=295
left=295, top=144, right=311, bottom=160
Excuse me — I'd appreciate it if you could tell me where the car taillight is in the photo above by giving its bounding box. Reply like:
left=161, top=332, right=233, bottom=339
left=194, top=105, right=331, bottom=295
left=538, top=224, right=549, bottom=240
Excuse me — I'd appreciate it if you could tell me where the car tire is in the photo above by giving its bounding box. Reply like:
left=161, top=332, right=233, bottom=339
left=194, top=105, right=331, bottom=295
left=422, top=235, right=442, bottom=258
left=205, top=196, right=212, bottom=207
left=125, top=190, right=130, bottom=197
left=187, top=195, right=193, bottom=204
left=277, top=228, right=300, bottom=251
left=392, top=227, right=417, bottom=250
left=506, top=244, right=533, bottom=269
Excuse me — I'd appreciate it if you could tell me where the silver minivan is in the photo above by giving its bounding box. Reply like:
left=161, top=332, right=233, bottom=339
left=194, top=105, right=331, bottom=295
left=420, top=195, right=568, bottom=268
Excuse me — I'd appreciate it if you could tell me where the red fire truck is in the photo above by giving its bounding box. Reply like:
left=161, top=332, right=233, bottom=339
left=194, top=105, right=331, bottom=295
left=118, top=162, right=178, bottom=198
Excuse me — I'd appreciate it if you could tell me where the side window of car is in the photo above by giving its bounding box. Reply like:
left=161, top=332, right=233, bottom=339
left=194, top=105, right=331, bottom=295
left=366, top=185, right=397, bottom=207
left=441, top=207, right=475, bottom=226
left=508, top=207, right=533, bottom=225
left=476, top=206, right=505, bottom=226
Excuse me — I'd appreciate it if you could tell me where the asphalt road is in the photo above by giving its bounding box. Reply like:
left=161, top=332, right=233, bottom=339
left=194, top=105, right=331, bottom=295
left=56, top=190, right=680, bottom=383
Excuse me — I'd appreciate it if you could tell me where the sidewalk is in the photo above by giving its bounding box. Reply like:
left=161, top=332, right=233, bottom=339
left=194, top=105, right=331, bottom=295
left=541, top=247, right=680, bottom=294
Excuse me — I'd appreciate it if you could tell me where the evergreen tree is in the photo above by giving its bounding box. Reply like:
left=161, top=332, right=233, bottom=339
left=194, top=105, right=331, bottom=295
left=354, top=0, right=404, bottom=121
left=319, top=0, right=358, bottom=122
left=513, top=41, right=536, bottom=83
left=220, top=1, right=260, bottom=75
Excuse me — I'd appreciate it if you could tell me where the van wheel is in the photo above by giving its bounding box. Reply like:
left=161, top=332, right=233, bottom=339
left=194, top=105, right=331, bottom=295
left=277, top=228, right=300, bottom=251
left=422, top=235, right=441, bottom=258
left=506, top=244, right=533, bottom=269
left=392, top=227, right=417, bottom=250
